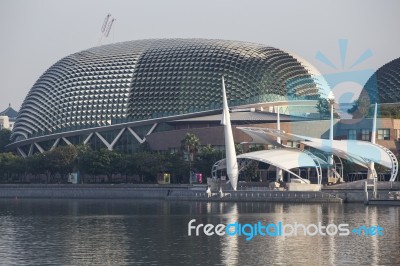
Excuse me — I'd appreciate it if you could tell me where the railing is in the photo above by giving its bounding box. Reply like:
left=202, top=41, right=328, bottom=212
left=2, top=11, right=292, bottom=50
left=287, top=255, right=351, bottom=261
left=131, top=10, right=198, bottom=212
left=169, top=190, right=340, bottom=200
left=373, top=143, right=399, bottom=182
left=243, top=187, right=271, bottom=191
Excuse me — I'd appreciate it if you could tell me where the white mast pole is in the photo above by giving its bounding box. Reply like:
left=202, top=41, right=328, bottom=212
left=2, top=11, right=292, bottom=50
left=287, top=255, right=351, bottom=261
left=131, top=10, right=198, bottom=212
left=276, top=106, right=283, bottom=182
left=221, top=76, right=239, bottom=190
left=367, top=103, right=378, bottom=179
left=328, top=92, right=335, bottom=180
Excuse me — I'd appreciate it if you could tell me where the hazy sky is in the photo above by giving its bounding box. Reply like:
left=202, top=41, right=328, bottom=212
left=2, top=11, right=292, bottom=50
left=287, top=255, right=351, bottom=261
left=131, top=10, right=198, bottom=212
left=0, top=0, right=399, bottom=110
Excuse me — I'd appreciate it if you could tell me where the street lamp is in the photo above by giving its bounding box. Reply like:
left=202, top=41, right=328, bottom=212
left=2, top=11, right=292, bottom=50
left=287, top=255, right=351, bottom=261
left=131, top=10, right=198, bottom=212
left=327, top=91, right=335, bottom=180
left=187, top=144, right=192, bottom=184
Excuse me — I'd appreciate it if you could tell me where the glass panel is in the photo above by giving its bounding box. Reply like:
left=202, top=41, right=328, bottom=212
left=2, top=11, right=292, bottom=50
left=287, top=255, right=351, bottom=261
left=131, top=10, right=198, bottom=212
left=377, top=129, right=390, bottom=140
left=361, top=129, right=370, bottom=141
left=348, top=129, right=357, bottom=140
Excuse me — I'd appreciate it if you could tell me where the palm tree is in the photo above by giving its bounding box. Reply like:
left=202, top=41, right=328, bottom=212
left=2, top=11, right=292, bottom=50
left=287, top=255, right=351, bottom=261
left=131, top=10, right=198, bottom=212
left=181, top=133, right=201, bottom=159
left=316, top=97, right=330, bottom=118
left=181, top=133, right=201, bottom=182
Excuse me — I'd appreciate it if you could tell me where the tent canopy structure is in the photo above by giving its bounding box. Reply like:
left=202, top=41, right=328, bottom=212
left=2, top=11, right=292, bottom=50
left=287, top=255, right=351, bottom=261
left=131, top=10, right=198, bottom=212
left=237, top=127, right=399, bottom=182
left=212, top=148, right=322, bottom=184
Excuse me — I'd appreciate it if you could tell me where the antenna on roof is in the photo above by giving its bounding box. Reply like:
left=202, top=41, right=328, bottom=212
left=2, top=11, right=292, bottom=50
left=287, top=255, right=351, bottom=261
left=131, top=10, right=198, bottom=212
left=97, top=13, right=116, bottom=46
left=101, top=13, right=111, bottom=33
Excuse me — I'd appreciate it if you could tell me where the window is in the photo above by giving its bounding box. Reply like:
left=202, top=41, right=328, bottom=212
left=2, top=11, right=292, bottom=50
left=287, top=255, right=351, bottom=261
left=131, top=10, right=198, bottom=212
left=249, top=144, right=264, bottom=151
left=348, top=129, right=357, bottom=140
left=267, top=144, right=275, bottom=150
left=377, top=129, right=390, bottom=140
left=361, top=129, right=370, bottom=141
left=168, top=147, right=178, bottom=154
left=286, top=140, right=299, bottom=148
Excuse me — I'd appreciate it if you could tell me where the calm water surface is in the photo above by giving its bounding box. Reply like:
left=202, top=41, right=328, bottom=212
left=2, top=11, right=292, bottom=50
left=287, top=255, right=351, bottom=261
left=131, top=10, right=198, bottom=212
left=0, top=199, right=399, bottom=266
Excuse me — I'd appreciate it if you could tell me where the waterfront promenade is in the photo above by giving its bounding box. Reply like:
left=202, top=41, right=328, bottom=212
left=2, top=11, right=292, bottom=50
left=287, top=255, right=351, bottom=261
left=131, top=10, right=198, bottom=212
left=1, top=182, right=399, bottom=203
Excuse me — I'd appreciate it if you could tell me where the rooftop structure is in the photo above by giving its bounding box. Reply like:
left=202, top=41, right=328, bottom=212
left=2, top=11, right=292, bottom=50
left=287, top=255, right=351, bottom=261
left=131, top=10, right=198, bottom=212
left=0, top=104, right=18, bottom=130
left=10, top=38, right=330, bottom=155
left=359, top=57, right=400, bottom=105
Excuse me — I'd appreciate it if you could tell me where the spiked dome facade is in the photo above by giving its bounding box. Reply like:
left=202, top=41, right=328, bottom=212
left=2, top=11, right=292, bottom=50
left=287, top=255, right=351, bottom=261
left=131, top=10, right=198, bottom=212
left=11, top=39, right=329, bottom=155
left=359, top=57, right=400, bottom=105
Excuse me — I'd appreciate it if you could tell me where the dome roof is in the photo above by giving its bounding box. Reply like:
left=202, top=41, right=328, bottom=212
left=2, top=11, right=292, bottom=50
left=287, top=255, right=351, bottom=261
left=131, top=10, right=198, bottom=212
left=13, top=38, right=328, bottom=140
left=360, top=57, right=400, bottom=104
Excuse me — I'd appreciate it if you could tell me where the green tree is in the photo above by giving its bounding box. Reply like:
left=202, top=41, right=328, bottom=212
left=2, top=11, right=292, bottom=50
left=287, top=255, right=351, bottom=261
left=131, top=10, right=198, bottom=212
left=0, top=152, right=19, bottom=181
left=342, top=159, right=357, bottom=179
left=48, top=146, right=78, bottom=182
left=316, top=98, right=330, bottom=118
left=164, top=153, right=188, bottom=183
left=23, top=146, right=79, bottom=183
left=133, top=152, right=163, bottom=182
left=26, top=153, right=46, bottom=182
left=8, top=155, right=27, bottom=183
left=181, top=133, right=201, bottom=159
left=347, top=99, right=360, bottom=115
left=75, top=144, right=97, bottom=183
left=380, top=106, right=400, bottom=119
left=347, top=95, right=371, bottom=119
left=181, top=133, right=201, bottom=180
left=249, top=144, right=265, bottom=152
left=195, top=145, right=223, bottom=178
left=235, top=144, right=243, bottom=155
left=117, top=153, right=134, bottom=183
left=92, top=149, right=123, bottom=183
left=39, top=152, right=57, bottom=183
left=242, top=161, right=259, bottom=182
left=0, top=129, right=11, bottom=152
left=316, top=98, right=340, bottom=119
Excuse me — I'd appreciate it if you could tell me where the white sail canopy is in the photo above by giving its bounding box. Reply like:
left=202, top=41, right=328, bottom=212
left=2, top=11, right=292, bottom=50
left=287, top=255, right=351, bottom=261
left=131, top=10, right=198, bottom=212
left=237, top=127, right=399, bottom=181
left=237, top=149, right=317, bottom=170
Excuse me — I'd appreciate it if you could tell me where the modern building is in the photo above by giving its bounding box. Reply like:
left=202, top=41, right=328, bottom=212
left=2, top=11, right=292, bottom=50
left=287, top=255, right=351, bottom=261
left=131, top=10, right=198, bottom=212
left=360, top=57, right=400, bottom=105
left=9, top=38, right=330, bottom=156
left=0, top=116, right=9, bottom=130
left=0, top=104, right=18, bottom=130
left=7, top=39, right=400, bottom=163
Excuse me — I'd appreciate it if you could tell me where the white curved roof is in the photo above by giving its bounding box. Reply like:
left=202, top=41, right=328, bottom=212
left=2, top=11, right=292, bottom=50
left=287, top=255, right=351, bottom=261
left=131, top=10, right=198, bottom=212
left=214, top=148, right=318, bottom=182
left=299, top=137, right=395, bottom=169
left=237, top=126, right=399, bottom=181
left=237, top=149, right=317, bottom=170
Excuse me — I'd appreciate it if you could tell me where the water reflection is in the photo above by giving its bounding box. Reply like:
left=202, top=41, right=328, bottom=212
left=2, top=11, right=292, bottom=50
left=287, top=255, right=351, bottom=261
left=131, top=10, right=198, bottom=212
left=66, top=217, right=130, bottom=265
left=0, top=199, right=399, bottom=265
left=220, top=203, right=239, bottom=266
left=368, top=207, right=379, bottom=266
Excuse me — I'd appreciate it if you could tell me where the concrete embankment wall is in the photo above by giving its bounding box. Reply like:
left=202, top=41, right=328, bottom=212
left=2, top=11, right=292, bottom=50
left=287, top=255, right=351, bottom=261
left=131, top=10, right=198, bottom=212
left=3, top=184, right=395, bottom=203
left=322, top=189, right=395, bottom=203
left=0, top=184, right=343, bottom=203
left=0, top=184, right=194, bottom=199
left=322, top=181, right=400, bottom=203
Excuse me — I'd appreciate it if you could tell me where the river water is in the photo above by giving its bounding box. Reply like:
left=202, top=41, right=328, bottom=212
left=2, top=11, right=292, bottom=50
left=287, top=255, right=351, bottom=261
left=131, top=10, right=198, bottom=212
left=0, top=199, right=399, bottom=265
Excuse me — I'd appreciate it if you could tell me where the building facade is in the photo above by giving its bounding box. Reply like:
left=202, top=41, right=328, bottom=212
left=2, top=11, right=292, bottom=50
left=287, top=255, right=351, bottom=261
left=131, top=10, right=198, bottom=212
left=0, top=104, right=18, bottom=130
left=9, top=38, right=330, bottom=156
left=8, top=39, right=400, bottom=158
left=0, top=116, right=10, bottom=130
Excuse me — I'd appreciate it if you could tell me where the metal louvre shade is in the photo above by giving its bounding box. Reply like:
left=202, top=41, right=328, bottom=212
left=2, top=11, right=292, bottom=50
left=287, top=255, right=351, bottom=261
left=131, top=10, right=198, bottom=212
left=360, top=57, right=400, bottom=104
left=12, top=39, right=329, bottom=141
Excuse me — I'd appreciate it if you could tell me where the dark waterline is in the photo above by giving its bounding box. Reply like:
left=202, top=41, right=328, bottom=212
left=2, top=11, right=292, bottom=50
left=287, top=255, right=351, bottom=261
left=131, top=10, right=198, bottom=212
left=0, top=199, right=399, bottom=265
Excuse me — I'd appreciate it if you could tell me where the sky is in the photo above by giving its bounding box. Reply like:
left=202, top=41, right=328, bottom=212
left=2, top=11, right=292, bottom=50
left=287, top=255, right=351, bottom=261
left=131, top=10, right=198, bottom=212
left=0, top=0, right=399, bottom=111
